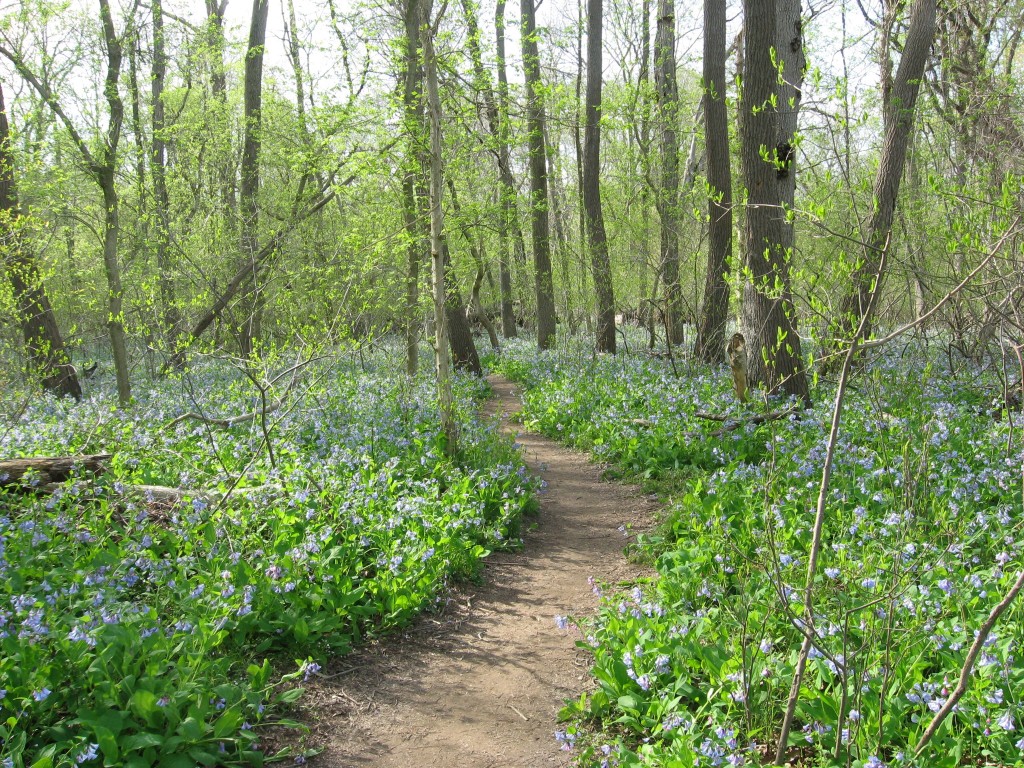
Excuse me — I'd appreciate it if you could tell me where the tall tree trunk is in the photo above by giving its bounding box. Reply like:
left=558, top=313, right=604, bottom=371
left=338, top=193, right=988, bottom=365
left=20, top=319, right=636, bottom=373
left=461, top=0, right=517, bottom=339
left=422, top=0, right=459, bottom=454
left=402, top=0, right=424, bottom=374
left=776, top=0, right=804, bottom=269
left=0, top=2, right=130, bottom=402
left=638, top=0, right=655, bottom=344
left=521, top=0, right=557, bottom=349
left=238, top=0, right=269, bottom=357
left=152, top=0, right=181, bottom=350
left=0, top=83, right=81, bottom=399
left=739, top=0, right=809, bottom=405
left=584, top=0, right=616, bottom=353
left=205, top=0, right=237, bottom=218
left=694, top=0, right=732, bottom=363
left=655, top=0, right=683, bottom=346
left=832, top=0, right=937, bottom=347
left=98, top=0, right=131, bottom=405
left=544, top=123, right=574, bottom=330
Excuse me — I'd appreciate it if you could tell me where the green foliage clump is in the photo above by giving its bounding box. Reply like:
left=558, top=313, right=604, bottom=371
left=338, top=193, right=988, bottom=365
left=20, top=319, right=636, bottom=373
left=0, top=349, right=537, bottom=767
left=499, top=337, right=1024, bottom=768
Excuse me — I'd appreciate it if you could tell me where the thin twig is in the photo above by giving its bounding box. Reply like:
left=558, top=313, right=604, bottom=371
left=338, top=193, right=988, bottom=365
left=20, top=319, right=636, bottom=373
left=914, top=568, right=1024, bottom=757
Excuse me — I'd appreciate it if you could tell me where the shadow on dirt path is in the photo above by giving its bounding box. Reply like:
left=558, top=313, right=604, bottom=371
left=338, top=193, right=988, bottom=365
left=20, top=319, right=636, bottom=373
left=299, top=374, right=656, bottom=767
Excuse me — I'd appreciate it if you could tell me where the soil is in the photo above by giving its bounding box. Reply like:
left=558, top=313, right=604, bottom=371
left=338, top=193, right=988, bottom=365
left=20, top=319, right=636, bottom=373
left=295, top=373, right=656, bottom=768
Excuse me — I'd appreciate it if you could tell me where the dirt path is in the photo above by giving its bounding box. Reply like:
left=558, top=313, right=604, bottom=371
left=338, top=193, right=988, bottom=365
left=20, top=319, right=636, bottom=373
left=300, top=374, right=655, bottom=767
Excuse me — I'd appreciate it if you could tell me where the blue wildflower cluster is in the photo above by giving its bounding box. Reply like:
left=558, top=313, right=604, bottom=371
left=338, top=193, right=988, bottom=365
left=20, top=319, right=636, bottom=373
left=498, top=336, right=1024, bottom=767
left=0, top=348, right=537, bottom=766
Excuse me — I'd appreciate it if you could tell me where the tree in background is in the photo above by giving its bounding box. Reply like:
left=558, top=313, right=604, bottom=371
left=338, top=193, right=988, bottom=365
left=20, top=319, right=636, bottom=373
left=654, top=0, right=683, bottom=346
left=694, top=0, right=732, bottom=363
left=583, top=0, right=616, bottom=354
left=0, top=81, right=81, bottom=400
left=521, top=0, right=557, bottom=350
left=739, top=0, right=810, bottom=405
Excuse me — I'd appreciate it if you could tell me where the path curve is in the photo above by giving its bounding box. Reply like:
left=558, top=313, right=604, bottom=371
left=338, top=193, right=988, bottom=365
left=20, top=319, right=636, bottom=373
left=300, top=374, right=654, bottom=767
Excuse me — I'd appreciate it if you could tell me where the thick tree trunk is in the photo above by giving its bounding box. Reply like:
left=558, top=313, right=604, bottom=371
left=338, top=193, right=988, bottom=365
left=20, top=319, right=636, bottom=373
left=740, top=0, right=810, bottom=405
left=833, top=0, right=937, bottom=346
left=694, top=0, right=733, bottom=363
left=583, top=0, right=616, bottom=354
left=521, top=0, right=557, bottom=349
left=776, top=0, right=804, bottom=272
left=238, top=0, right=269, bottom=357
left=655, top=0, right=684, bottom=346
left=0, top=84, right=81, bottom=400
left=422, top=2, right=459, bottom=454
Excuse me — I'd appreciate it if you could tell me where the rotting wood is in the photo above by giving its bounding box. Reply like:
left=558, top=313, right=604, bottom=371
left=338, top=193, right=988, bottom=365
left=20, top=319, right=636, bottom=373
left=0, top=454, right=112, bottom=486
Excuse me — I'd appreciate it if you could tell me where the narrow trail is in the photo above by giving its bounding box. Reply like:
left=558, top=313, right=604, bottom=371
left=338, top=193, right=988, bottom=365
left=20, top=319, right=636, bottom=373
left=301, top=374, right=655, bottom=767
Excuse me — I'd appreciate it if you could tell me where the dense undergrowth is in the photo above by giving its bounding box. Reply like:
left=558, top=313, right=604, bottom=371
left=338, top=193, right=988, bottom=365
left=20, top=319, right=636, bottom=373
left=0, top=347, right=537, bottom=767
left=494, top=335, right=1024, bottom=768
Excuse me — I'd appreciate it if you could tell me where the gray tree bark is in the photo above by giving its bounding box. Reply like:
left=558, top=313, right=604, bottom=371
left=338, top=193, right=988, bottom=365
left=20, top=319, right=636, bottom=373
left=422, top=0, right=459, bottom=453
left=152, top=0, right=181, bottom=351
left=238, top=0, right=269, bottom=357
left=583, top=0, right=616, bottom=353
left=739, top=0, right=810, bottom=405
left=521, top=0, right=557, bottom=349
left=694, top=0, right=732, bottom=363
left=0, top=82, right=81, bottom=400
left=460, top=0, right=517, bottom=340
left=833, top=0, right=937, bottom=346
left=654, top=0, right=684, bottom=346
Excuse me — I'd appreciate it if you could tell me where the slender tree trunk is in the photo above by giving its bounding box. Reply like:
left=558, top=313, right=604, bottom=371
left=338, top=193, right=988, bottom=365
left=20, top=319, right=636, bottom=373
left=638, top=0, right=655, bottom=343
left=402, top=0, right=425, bottom=374
left=832, top=0, right=937, bottom=347
left=776, top=0, right=804, bottom=270
left=740, top=0, right=809, bottom=405
left=585, top=0, right=614, bottom=354
left=238, top=0, right=269, bottom=357
left=521, top=0, right=557, bottom=349
left=694, top=0, right=732, bottom=363
left=441, top=182, right=484, bottom=373
left=583, top=0, right=616, bottom=353
left=422, top=0, right=459, bottom=454
left=655, top=0, right=684, bottom=346
left=205, top=0, right=236, bottom=218
left=461, top=0, right=517, bottom=339
left=98, top=0, right=130, bottom=405
left=0, top=83, right=81, bottom=399
left=544, top=123, right=574, bottom=330
left=152, top=0, right=181, bottom=350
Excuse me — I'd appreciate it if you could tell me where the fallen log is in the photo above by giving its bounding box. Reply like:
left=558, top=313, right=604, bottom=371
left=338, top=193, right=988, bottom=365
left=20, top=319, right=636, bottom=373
left=0, top=454, right=112, bottom=487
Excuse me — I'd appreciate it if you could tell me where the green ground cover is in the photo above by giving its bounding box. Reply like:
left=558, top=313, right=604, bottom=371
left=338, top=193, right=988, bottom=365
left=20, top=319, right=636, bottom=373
left=0, top=349, right=537, bottom=767
left=495, top=336, right=1024, bottom=768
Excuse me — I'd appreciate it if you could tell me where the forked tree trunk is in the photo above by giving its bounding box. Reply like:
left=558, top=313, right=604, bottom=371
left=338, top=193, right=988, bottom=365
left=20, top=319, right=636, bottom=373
left=740, top=0, right=810, bottom=405
left=583, top=0, right=616, bottom=354
left=0, top=83, right=81, bottom=400
left=521, top=0, right=557, bottom=349
left=694, top=0, right=732, bottom=363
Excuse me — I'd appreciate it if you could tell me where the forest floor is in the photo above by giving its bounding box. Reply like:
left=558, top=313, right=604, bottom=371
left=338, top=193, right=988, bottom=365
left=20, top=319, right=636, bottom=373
left=292, top=373, right=656, bottom=767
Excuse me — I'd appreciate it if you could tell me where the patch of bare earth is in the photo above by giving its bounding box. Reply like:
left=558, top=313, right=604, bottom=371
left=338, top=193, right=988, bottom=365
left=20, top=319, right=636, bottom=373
left=296, top=374, right=655, bottom=768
